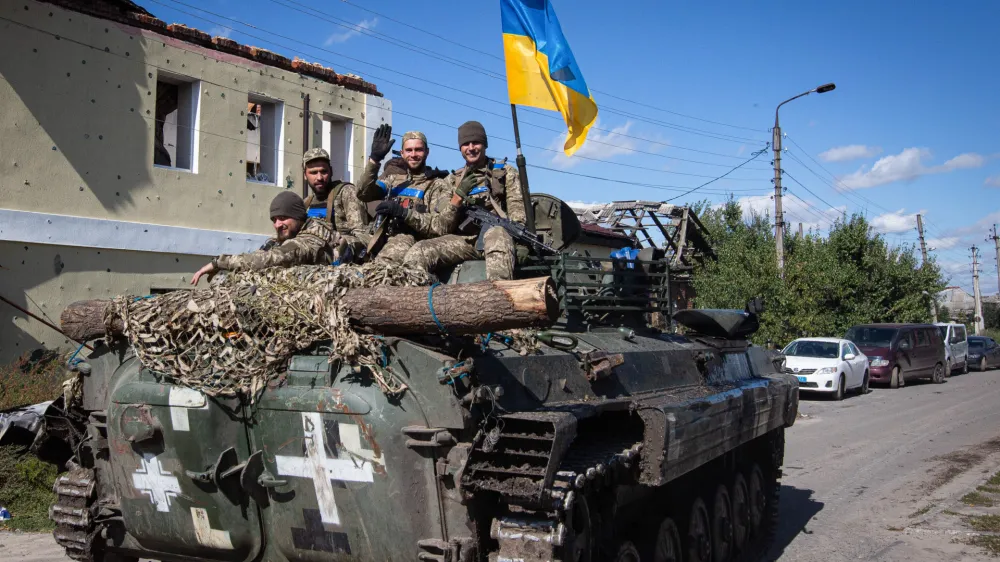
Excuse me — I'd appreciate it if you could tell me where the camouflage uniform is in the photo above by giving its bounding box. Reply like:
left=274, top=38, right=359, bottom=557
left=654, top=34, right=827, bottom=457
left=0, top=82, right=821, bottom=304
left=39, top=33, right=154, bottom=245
left=303, top=182, right=369, bottom=248
left=212, top=217, right=335, bottom=272
left=402, top=158, right=525, bottom=280
left=356, top=157, right=452, bottom=264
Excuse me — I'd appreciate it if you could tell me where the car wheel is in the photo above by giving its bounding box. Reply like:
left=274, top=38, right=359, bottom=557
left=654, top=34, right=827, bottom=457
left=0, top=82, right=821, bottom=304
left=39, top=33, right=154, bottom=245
left=860, top=372, right=870, bottom=394
left=834, top=375, right=845, bottom=400
left=890, top=366, right=904, bottom=389
left=932, top=362, right=945, bottom=384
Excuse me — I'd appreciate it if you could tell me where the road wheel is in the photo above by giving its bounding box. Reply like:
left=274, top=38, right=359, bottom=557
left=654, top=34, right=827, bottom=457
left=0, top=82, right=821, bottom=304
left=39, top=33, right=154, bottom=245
left=747, top=464, right=766, bottom=540
left=613, top=541, right=641, bottom=562
left=652, top=518, right=682, bottom=562
left=890, top=366, right=904, bottom=389
left=563, top=493, right=594, bottom=562
left=859, top=372, right=870, bottom=394
left=932, top=362, right=946, bottom=384
left=833, top=374, right=845, bottom=400
left=686, top=498, right=712, bottom=562
left=981, top=358, right=988, bottom=372
left=730, top=473, right=750, bottom=556
left=711, top=485, right=733, bottom=562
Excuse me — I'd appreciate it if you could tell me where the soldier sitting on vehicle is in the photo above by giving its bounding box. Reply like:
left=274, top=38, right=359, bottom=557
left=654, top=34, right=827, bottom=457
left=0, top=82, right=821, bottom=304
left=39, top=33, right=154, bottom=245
left=401, top=120, right=529, bottom=281
left=190, top=191, right=339, bottom=285
left=301, top=147, right=369, bottom=260
left=356, top=124, right=452, bottom=262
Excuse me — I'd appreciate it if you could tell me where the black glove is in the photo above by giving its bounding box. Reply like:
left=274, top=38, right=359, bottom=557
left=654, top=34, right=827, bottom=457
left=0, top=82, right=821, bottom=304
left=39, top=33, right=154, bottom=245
left=369, top=123, right=395, bottom=162
left=375, top=200, right=408, bottom=220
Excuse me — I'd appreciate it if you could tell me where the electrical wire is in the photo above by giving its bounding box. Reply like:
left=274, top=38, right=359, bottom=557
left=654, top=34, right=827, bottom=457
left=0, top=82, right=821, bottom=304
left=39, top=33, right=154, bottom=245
left=149, top=0, right=767, bottom=148
left=332, top=0, right=768, bottom=134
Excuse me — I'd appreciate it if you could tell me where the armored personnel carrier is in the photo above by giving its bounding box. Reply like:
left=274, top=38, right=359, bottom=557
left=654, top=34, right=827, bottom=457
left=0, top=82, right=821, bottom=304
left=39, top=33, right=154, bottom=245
left=38, top=195, right=798, bottom=562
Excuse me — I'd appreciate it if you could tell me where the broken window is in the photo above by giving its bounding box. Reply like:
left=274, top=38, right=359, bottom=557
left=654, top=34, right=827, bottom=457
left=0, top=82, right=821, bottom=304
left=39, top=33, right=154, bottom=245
left=246, top=94, right=284, bottom=185
left=153, top=73, right=200, bottom=171
left=322, top=115, right=354, bottom=183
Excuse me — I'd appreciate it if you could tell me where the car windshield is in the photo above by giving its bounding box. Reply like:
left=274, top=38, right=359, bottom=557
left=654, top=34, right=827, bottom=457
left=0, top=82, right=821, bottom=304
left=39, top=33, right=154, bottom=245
left=970, top=340, right=985, bottom=350
left=938, top=326, right=948, bottom=339
left=783, top=340, right=839, bottom=359
left=845, top=327, right=896, bottom=347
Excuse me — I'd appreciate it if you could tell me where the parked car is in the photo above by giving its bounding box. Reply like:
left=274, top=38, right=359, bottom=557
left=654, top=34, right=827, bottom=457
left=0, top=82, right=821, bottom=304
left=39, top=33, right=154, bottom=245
left=968, top=336, right=1000, bottom=371
left=844, top=323, right=946, bottom=388
left=935, top=322, right=969, bottom=374
left=780, top=337, right=869, bottom=399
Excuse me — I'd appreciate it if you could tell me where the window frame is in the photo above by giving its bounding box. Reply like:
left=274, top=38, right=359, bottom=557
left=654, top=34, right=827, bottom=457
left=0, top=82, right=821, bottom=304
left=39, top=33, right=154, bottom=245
left=152, top=71, right=202, bottom=173
left=246, top=93, right=286, bottom=187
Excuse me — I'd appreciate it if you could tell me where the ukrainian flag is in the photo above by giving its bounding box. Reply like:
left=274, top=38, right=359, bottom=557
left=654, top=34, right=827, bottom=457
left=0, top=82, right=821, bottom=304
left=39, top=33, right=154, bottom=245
left=501, top=0, right=598, bottom=156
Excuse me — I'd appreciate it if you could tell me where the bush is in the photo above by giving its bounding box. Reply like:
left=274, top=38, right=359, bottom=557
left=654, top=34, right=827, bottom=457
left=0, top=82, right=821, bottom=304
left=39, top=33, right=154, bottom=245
left=0, top=444, right=57, bottom=532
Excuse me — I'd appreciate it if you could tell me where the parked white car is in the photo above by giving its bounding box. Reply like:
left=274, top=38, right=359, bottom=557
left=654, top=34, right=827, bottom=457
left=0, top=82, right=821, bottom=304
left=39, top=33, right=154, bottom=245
left=781, top=337, right=870, bottom=399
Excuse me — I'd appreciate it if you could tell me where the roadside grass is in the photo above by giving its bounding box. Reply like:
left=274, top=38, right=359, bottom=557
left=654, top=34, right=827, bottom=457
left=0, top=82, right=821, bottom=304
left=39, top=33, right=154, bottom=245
left=909, top=504, right=933, bottom=518
left=962, top=491, right=996, bottom=507
left=0, top=444, right=57, bottom=532
left=0, top=349, right=69, bottom=411
left=967, top=515, right=1000, bottom=533
left=966, top=535, right=1000, bottom=557
left=0, top=350, right=67, bottom=532
left=987, top=471, right=1000, bottom=487
left=980, top=485, right=1000, bottom=494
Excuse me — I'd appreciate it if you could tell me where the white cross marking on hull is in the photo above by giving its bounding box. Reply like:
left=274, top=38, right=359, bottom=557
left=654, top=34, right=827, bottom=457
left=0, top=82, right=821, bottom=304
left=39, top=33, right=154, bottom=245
left=275, top=412, right=384, bottom=525
left=169, top=387, right=209, bottom=432
left=191, top=507, right=234, bottom=549
left=132, top=453, right=181, bottom=512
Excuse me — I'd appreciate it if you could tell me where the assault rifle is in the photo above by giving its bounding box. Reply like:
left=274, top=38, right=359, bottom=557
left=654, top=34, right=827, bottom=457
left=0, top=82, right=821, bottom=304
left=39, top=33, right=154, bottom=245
left=459, top=205, right=559, bottom=256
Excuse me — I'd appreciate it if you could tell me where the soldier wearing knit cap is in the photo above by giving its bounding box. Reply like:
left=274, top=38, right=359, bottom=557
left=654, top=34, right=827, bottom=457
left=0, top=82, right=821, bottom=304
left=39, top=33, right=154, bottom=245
left=356, top=124, right=453, bottom=263
left=190, top=191, right=338, bottom=285
left=400, top=120, right=527, bottom=281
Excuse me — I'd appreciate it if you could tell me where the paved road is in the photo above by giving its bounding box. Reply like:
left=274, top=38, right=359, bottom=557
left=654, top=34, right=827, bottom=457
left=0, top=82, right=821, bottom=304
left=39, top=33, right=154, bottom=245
left=5, top=368, right=1000, bottom=561
left=770, top=367, right=1000, bottom=561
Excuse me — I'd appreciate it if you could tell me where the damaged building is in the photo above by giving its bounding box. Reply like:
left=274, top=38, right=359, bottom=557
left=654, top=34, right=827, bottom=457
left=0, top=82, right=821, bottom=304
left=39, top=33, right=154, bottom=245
left=0, top=0, right=391, bottom=361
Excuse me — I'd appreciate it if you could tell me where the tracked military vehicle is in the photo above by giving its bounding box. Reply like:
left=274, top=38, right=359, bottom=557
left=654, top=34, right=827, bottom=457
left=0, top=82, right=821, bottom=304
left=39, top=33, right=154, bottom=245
left=38, top=195, right=798, bottom=562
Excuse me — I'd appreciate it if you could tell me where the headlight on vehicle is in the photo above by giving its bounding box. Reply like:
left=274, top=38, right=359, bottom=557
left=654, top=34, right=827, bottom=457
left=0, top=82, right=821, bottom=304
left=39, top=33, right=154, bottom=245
left=816, top=367, right=837, bottom=374
left=870, top=357, right=889, bottom=367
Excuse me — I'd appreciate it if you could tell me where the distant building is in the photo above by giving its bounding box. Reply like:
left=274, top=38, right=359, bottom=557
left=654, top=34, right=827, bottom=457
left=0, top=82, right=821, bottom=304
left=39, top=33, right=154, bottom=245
left=0, top=0, right=391, bottom=360
left=937, top=286, right=977, bottom=319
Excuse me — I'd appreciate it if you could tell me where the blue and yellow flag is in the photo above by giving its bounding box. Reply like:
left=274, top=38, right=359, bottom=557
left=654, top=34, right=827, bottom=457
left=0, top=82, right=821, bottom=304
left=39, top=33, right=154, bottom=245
left=501, top=0, right=598, bottom=156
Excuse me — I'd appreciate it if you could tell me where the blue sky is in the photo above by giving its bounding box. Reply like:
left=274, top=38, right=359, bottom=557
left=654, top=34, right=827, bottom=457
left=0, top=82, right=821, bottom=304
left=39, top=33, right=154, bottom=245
left=140, top=0, right=1000, bottom=295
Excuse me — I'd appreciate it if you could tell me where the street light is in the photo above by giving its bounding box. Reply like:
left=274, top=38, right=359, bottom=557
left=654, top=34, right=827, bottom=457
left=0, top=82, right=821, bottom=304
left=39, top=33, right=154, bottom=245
left=772, top=82, right=836, bottom=277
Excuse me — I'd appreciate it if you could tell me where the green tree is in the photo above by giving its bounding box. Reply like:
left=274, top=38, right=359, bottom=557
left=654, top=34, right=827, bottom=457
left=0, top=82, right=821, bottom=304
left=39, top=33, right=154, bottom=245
left=691, top=197, right=945, bottom=347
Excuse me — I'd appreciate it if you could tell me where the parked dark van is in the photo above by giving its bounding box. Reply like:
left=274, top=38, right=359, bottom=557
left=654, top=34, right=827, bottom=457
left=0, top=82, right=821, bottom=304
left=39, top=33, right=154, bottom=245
left=843, top=323, right=947, bottom=388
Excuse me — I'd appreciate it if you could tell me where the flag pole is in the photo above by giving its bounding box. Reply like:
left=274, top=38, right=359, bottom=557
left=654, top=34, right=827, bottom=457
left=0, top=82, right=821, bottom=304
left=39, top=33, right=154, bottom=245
left=509, top=103, right=536, bottom=234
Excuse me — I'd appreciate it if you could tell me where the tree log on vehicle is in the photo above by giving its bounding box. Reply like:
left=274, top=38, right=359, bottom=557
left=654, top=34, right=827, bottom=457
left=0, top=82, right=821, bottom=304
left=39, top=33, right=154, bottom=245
left=60, top=277, right=559, bottom=341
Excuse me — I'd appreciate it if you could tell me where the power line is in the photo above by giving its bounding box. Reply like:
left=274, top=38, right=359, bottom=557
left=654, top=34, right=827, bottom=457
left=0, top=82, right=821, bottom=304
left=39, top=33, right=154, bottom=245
left=781, top=170, right=841, bottom=213
left=333, top=0, right=767, bottom=134
left=666, top=146, right=770, bottom=202
left=2, top=15, right=761, bottom=197
left=151, top=0, right=766, bottom=148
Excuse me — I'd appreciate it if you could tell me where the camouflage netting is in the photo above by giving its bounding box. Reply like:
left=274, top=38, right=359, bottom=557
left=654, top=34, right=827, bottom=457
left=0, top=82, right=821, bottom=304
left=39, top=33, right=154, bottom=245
left=106, top=262, right=435, bottom=400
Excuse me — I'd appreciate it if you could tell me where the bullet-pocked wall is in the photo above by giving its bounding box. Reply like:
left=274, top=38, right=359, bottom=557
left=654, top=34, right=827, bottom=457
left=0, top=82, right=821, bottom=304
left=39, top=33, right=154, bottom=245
left=0, top=0, right=392, bottom=361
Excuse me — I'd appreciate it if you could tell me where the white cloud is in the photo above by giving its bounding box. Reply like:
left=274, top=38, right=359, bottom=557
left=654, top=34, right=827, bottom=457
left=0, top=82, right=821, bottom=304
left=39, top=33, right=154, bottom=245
left=324, top=17, right=378, bottom=45
left=208, top=26, right=232, bottom=39
left=926, top=237, right=961, bottom=250
left=819, top=145, right=883, bottom=162
left=725, top=194, right=846, bottom=232
left=984, top=175, right=1000, bottom=187
left=839, top=148, right=987, bottom=189
left=736, top=145, right=746, bottom=156
left=549, top=119, right=641, bottom=168
left=870, top=208, right=923, bottom=234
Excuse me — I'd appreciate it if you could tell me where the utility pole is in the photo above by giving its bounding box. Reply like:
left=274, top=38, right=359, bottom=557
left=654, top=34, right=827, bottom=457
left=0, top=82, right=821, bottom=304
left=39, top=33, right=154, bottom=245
left=772, top=127, right=785, bottom=277
left=798, top=222, right=803, bottom=238
left=917, top=214, right=938, bottom=322
left=989, top=224, right=1000, bottom=296
left=972, top=245, right=984, bottom=335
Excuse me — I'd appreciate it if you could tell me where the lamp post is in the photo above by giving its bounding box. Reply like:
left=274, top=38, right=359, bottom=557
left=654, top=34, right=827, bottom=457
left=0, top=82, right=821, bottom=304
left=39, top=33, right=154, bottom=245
left=772, top=82, right=836, bottom=277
